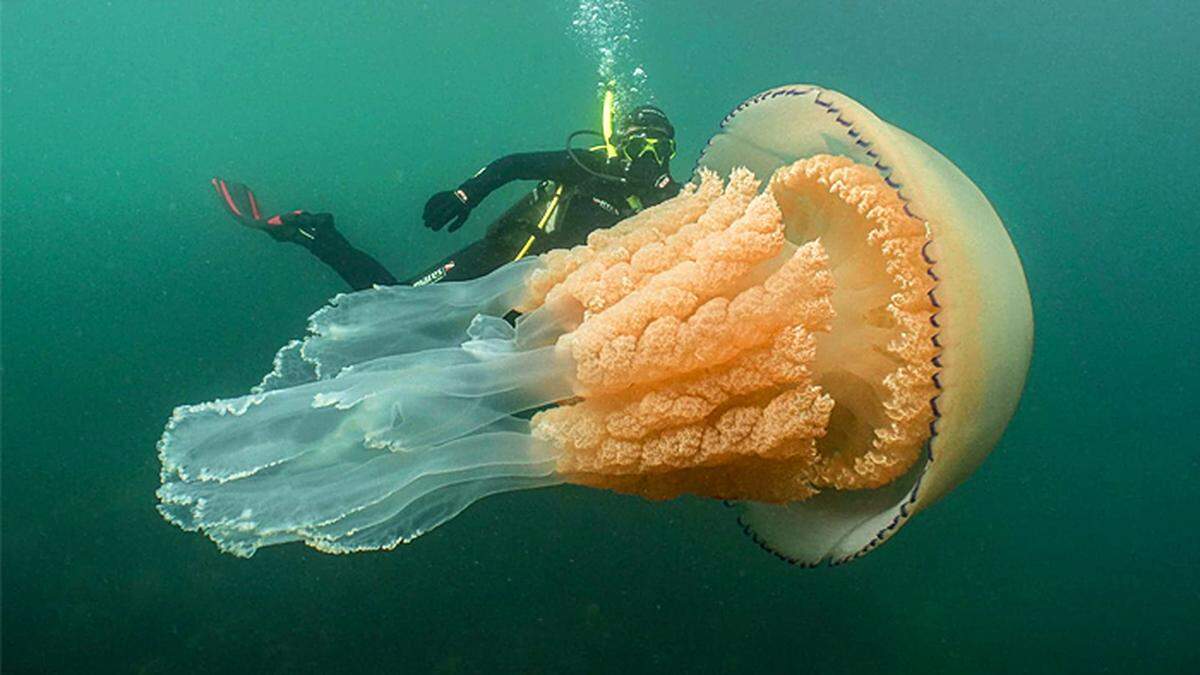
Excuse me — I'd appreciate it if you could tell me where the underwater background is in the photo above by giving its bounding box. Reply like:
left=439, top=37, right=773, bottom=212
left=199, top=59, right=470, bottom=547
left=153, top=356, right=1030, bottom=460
left=2, top=1, right=1197, bottom=672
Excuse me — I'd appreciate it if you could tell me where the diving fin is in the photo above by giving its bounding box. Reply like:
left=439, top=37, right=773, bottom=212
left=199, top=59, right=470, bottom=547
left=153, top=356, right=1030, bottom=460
left=212, top=176, right=310, bottom=241
left=212, top=177, right=265, bottom=226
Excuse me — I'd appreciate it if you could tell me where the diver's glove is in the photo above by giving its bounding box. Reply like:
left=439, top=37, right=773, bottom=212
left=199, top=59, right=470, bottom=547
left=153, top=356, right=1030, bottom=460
left=423, top=188, right=473, bottom=232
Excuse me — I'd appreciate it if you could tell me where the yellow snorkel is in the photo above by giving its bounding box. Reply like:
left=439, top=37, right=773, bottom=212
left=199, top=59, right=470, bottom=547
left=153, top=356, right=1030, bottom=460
left=564, top=86, right=629, bottom=185
left=516, top=90, right=619, bottom=262
left=602, top=88, right=618, bottom=159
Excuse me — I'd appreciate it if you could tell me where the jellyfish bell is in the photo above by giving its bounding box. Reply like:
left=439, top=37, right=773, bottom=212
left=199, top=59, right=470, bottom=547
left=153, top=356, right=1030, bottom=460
left=696, top=85, right=1034, bottom=563
left=156, top=85, right=1032, bottom=565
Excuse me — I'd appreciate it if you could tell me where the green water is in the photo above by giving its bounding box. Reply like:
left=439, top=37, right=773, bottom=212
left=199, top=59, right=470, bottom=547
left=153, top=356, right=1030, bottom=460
left=2, top=1, right=1197, bottom=672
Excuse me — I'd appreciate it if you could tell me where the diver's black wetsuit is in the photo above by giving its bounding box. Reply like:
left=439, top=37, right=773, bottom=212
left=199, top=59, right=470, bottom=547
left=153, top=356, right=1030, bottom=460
left=284, top=213, right=400, bottom=289
left=288, top=149, right=680, bottom=291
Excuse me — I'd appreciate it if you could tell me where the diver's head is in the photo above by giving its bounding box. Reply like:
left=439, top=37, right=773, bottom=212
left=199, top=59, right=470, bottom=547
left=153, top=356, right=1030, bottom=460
left=616, top=105, right=676, bottom=186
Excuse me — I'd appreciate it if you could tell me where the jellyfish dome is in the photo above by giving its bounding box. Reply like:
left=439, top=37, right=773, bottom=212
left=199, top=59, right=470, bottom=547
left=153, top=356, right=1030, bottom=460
left=157, top=85, right=1032, bottom=565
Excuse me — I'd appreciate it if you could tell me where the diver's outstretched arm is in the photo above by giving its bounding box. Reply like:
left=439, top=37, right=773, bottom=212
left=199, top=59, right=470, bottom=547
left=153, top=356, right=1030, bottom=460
left=423, top=150, right=600, bottom=232
left=212, top=177, right=398, bottom=291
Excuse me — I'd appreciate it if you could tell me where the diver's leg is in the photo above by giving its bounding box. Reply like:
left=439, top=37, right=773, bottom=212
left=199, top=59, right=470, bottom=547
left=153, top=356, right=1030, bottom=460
left=283, top=212, right=399, bottom=291
left=403, top=235, right=520, bottom=286
left=211, top=178, right=397, bottom=291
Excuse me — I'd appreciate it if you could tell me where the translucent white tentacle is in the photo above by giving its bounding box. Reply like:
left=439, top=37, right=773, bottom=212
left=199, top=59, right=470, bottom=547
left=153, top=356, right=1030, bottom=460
left=256, top=258, right=541, bottom=391
left=157, top=259, right=577, bottom=557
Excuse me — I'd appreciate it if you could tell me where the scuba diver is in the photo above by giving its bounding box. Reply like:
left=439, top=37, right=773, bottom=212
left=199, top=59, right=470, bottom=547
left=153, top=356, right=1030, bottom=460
left=213, top=102, right=681, bottom=291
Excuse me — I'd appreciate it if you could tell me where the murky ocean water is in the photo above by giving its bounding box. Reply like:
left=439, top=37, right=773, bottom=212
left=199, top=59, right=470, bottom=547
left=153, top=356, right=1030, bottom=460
left=2, top=1, right=1196, bottom=672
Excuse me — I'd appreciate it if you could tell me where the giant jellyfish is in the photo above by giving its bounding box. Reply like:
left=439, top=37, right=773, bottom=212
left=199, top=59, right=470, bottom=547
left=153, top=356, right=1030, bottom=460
left=157, top=85, right=1033, bottom=565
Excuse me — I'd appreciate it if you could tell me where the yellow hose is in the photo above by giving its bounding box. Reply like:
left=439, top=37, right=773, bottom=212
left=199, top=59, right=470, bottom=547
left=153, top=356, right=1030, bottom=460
left=513, top=185, right=565, bottom=261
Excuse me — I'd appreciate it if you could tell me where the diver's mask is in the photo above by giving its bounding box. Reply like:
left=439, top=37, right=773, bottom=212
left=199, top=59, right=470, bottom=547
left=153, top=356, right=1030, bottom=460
left=619, top=130, right=677, bottom=166
left=617, top=129, right=675, bottom=185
